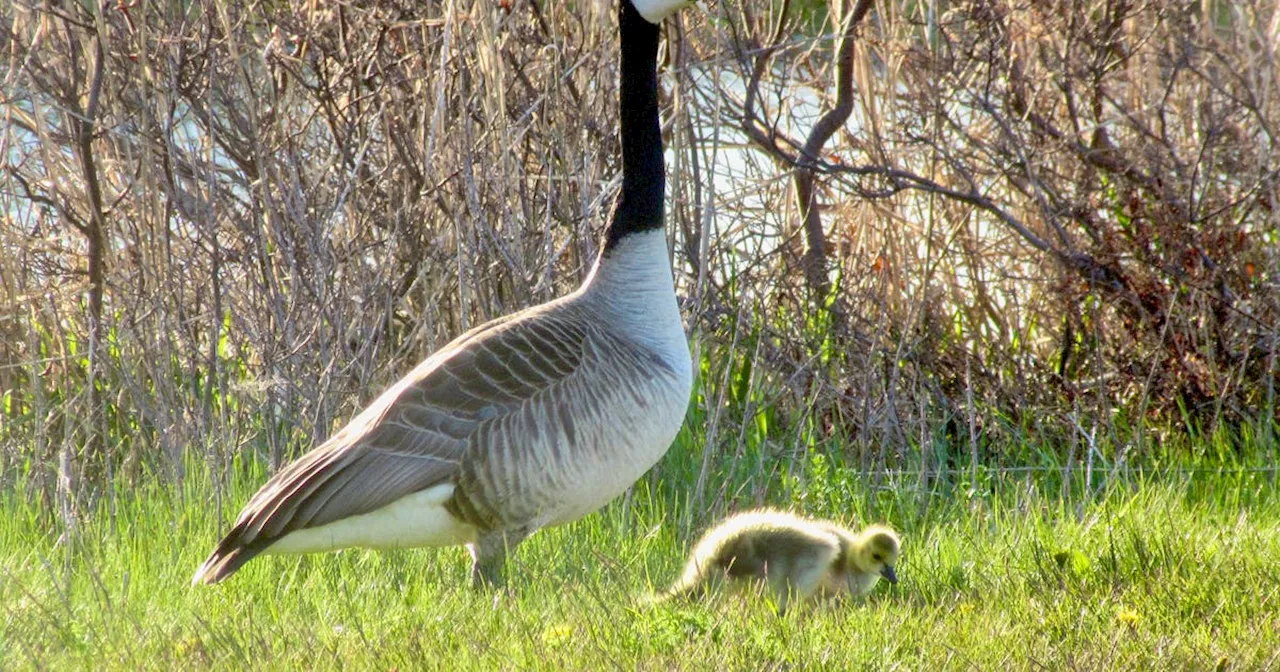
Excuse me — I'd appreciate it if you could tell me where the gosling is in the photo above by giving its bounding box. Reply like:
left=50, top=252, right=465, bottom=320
left=661, top=509, right=900, bottom=615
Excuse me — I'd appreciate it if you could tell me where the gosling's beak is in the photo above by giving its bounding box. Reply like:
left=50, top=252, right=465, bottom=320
left=880, top=565, right=898, bottom=584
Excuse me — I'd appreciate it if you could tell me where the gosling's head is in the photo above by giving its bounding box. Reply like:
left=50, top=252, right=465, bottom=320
left=853, top=525, right=901, bottom=585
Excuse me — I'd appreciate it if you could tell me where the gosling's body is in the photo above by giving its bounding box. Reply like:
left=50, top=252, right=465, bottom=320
left=191, top=0, right=694, bottom=589
left=664, top=509, right=901, bottom=615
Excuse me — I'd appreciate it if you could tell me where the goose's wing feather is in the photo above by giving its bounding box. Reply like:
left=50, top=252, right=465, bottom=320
left=216, top=305, right=592, bottom=548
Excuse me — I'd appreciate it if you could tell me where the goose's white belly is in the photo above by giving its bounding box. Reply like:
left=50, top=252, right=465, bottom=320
left=266, top=483, right=475, bottom=554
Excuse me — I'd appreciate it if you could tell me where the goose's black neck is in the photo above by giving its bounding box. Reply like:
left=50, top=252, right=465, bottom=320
left=602, top=0, right=664, bottom=253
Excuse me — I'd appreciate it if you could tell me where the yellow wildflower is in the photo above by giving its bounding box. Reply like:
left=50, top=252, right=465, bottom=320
left=1115, top=608, right=1141, bottom=627
left=541, top=624, right=573, bottom=649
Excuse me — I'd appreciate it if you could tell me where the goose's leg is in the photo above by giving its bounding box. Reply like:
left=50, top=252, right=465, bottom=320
left=468, top=527, right=533, bottom=589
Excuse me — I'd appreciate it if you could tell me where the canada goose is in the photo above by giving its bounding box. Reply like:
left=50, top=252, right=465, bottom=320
left=661, top=509, right=901, bottom=615
left=192, top=0, right=695, bottom=588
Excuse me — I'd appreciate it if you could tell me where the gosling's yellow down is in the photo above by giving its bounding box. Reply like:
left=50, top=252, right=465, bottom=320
left=662, top=509, right=901, bottom=615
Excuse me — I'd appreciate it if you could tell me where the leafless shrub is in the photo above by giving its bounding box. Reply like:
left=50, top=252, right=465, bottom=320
left=691, top=0, right=1279, bottom=462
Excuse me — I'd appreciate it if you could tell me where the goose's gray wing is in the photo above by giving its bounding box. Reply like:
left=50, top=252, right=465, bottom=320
left=194, top=307, right=591, bottom=581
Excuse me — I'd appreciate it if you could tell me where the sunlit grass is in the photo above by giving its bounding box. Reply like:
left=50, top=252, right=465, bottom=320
left=3, top=445, right=1279, bottom=670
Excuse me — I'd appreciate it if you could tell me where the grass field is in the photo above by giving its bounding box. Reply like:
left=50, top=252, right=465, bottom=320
left=3, top=444, right=1280, bottom=670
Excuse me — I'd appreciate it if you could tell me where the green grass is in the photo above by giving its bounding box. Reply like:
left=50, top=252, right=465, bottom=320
left=3, top=451, right=1280, bottom=670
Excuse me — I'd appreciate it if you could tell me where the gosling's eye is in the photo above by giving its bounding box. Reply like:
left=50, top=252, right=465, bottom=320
left=872, top=553, right=883, bottom=562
